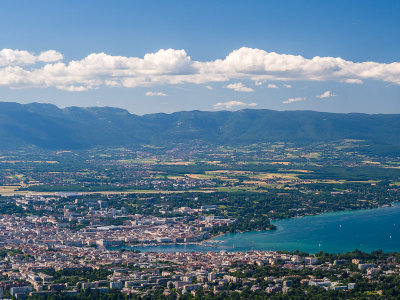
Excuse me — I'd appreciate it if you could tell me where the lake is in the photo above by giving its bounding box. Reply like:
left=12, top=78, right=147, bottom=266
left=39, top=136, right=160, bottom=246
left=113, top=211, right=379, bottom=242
left=126, top=203, right=400, bottom=253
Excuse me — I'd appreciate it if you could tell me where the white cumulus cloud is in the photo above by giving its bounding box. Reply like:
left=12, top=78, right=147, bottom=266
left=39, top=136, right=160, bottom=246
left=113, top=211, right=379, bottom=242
left=1, top=47, right=400, bottom=91
left=213, top=101, right=257, bottom=109
left=37, top=50, right=64, bottom=62
left=145, top=91, right=168, bottom=97
left=316, top=91, right=336, bottom=98
left=226, top=82, right=254, bottom=92
left=343, top=78, right=363, bottom=84
left=282, top=97, right=306, bottom=104
left=283, top=84, right=292, bottom=88
left=267, top=83, right=278, bottom=89
left=0, top=49, right=63, bottom=67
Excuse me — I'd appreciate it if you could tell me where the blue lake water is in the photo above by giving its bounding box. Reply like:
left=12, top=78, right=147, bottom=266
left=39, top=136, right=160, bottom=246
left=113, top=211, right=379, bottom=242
left=127, top=203, right=400, bottom=254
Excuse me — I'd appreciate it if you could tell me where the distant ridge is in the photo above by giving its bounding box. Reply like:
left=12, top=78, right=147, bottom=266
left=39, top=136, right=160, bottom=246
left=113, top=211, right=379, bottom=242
left=0, top=102, right=399, bottom=152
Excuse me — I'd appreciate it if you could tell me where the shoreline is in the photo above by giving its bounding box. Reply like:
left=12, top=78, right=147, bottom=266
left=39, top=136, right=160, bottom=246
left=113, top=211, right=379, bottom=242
left=116, top=201, right=400, bottom=253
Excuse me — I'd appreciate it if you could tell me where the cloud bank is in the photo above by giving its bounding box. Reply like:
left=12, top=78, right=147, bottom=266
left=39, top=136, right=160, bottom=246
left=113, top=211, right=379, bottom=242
left=282, top=97, right=306, bottom=104
left=145, top=91, right=167, bottom=97
left=1, top=47, right=400, bottom=91
left=226, top=82, right=254, bottom=92
left=213, top=101, right=257, bottom=109
left=316, top=90, right=336, bottom=98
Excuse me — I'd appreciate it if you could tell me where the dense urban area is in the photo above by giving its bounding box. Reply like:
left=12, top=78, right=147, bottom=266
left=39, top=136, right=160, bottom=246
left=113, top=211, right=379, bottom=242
left=0, top=141, right=399, bottom=299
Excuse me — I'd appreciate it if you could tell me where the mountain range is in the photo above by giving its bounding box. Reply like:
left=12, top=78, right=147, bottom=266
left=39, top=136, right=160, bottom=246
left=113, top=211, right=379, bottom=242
left=0, top=102, right=399, bottom=152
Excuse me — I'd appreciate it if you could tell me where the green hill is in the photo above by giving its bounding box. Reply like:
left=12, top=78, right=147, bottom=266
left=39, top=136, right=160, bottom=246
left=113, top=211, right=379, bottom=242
left=0, top=102, right=399, bottom=152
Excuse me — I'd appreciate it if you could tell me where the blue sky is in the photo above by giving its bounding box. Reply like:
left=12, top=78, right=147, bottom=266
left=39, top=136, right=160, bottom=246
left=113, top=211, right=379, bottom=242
left=0, top=0, right=399, bottom=114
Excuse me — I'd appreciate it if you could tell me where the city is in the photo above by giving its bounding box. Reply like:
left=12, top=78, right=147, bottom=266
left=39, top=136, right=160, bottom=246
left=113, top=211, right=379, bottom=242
left=1, top=0, right=400, bottom=299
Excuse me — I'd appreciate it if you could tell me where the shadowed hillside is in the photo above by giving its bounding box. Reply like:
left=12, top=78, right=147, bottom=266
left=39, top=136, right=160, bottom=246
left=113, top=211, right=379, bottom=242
left=0, top=102, right=399, bottom=152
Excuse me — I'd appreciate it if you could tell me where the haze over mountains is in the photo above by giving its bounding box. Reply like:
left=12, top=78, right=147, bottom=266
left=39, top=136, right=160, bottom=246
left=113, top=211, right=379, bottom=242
left=0, top=102, right=399, bottom=152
